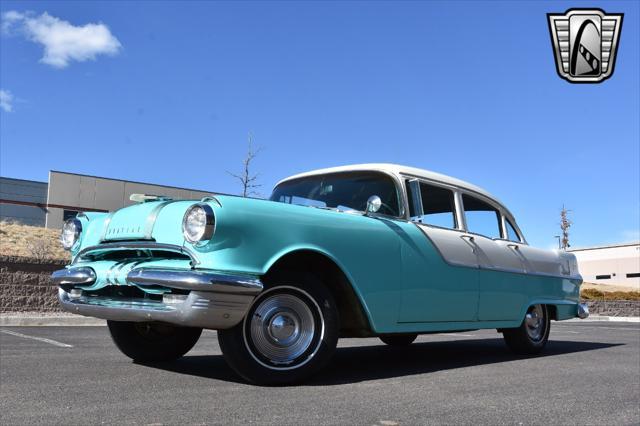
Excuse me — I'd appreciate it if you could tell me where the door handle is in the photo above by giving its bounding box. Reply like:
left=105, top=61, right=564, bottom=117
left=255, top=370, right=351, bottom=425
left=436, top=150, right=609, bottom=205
left=460, top=235, right=476, bottom=252
left=507, top=243, right=519, bottom=250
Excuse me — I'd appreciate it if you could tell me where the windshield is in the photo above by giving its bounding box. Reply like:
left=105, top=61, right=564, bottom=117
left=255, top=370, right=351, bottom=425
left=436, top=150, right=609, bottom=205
left=270, top=171, right=401, bottom=217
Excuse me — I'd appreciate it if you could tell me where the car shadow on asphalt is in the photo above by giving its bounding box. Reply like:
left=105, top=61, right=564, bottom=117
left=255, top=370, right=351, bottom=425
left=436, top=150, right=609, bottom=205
left=137, top=338, right=620, bottom=386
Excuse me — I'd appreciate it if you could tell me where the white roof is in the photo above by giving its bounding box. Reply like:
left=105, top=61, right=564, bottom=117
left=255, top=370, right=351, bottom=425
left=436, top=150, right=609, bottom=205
left=277, top=163, right=501, bottom=204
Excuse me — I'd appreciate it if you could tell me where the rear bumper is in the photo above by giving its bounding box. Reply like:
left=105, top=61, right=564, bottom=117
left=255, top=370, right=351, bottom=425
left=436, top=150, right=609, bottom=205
left=53, top=267, right=263, bottom=329
left=577, top=302, right=589, bottom=319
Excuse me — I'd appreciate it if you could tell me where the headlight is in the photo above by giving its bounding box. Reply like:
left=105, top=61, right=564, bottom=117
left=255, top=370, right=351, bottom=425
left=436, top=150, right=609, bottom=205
left=182, top=204, right=215, bottom=244
left=60, top=218, right=82, bottom=250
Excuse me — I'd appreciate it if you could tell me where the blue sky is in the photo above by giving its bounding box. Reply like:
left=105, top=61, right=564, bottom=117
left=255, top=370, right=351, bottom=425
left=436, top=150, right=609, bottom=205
left=0, top=1, right=638, bottom=249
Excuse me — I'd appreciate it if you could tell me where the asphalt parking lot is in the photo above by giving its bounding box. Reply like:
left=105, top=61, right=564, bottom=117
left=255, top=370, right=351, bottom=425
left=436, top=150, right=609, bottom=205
left=1, top=322, right=639, bottom=425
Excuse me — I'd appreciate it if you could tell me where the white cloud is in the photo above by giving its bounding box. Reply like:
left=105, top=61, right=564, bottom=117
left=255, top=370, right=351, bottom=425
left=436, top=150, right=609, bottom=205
left=0, top=89, right=14, bottom=112
left=1, top=11, right=121, bottom=68
left=1, top=10, right=24, bottom=33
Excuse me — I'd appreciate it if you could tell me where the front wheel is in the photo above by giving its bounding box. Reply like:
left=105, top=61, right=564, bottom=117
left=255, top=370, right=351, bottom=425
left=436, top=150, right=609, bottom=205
left=502, top=304, right=550, bottom=355
left=107, top=321, right=202, bottom=362
left=218, top=273, right=339, bottom=385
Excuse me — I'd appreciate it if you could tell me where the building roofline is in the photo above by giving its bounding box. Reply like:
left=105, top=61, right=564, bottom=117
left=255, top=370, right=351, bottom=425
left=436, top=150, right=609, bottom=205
left=568, top=242, right=640, bottom=252
left=0, top=176, right=48, bottom=185
left=49, top=170, right=214, bottom=194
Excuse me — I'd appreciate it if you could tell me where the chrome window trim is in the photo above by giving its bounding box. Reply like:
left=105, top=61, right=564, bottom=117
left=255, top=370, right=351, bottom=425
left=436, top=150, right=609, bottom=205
left=399, top=173, right=528, bottom=244
left=458, top=190, right=528, bottom=243
left=501, top=215, right=524, bottom=243
left=400, top=174, right=465, bottom=231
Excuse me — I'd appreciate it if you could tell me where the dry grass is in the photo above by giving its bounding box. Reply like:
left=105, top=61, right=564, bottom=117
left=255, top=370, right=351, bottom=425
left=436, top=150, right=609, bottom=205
left=581, top=282, right=640, bottom=301
left=581, top=288, right=640, bottom=301
left=0, top=221, right=69, bottom=261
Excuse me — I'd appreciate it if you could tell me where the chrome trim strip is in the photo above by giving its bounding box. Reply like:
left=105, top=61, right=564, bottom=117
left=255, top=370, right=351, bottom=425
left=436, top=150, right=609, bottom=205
left=51, top=267, right=96, bottom=286
left=201, top=195, right=222, bottom=207
left=72, top=242, right=201, bottom=265
left=126, top=268, right=263, bottom=295
left=99, top=212, right=114, bottom=241
left=143, top=200, right=178, bottom=240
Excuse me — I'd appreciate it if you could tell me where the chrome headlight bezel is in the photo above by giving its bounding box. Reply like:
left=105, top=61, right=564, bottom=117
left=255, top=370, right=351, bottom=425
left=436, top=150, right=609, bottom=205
left=60, top=218, right=82, bottom=251
left=182, top=203, right=215, bottom=245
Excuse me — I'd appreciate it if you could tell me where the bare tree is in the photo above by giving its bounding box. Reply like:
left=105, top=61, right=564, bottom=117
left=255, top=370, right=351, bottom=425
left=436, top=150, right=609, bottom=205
left=559, top=205, right=572, bottom=250
left=227, top=134, right=262, bottom=197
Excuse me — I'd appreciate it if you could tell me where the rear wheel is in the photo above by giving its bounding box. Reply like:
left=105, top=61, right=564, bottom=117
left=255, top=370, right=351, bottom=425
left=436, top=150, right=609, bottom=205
left=107, top=321, right=202, bottom=362
left=218, top=272, right=339, bottom=385
left=502, top=304, right=550, bottom=355
left=380, top=334, right=418, bottom=346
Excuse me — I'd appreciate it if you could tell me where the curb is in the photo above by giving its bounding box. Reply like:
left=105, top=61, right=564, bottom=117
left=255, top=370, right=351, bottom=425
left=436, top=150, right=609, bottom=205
left=1, top=315, right=638, bottom=326
left=0, top=316, right=106, bottom=326
left=566, top=316, right=640, bottom=323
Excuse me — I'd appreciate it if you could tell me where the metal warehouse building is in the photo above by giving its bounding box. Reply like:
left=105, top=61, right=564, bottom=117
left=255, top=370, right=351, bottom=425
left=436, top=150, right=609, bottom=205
left=0, top=171, right=213, bottom=229
left=569, top=243, right=640, bottom=290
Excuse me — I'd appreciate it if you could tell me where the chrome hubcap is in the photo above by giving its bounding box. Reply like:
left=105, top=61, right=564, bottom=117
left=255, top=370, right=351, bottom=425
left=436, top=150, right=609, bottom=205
left=245, top=289, right=321, bottom=368
left=268, top=313, right=299, bottom=344
left=525, top=305, right=545, bottom=341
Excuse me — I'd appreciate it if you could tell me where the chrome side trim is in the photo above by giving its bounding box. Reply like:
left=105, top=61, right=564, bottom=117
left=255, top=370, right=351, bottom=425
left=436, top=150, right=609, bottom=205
left=51, top=267, right=96, bottom=286
left=72, top=242, right=201, bottom=265
left=126, top=268, right=263, bottom=295
left=578, top=303, right=589, bottom=319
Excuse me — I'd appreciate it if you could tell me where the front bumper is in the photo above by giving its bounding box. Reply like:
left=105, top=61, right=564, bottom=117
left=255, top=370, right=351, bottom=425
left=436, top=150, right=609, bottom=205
left=53, top=267, right=263, bottom=329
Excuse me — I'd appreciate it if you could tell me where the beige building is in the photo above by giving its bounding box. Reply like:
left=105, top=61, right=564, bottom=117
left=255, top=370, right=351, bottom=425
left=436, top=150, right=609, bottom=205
left=45, top=171, right=214, bottom=229
left=0, top=171, right=215, bottom=229
left=569, top=243, right=640, bottom=290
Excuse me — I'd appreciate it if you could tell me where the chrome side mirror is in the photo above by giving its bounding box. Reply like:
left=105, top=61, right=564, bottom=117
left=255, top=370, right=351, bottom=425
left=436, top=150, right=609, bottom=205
left=366, top=195, right=382, bottom=213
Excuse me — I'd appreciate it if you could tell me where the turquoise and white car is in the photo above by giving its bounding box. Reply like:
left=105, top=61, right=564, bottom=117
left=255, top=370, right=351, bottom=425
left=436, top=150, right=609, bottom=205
left=52, top=164, right=588, bottom=384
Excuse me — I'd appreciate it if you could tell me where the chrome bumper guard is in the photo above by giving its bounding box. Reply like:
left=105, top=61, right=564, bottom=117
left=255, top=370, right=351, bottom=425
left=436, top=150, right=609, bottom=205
left=577, top=302, right=589, bottom=319
left=53, top=267, right=263, bottom=330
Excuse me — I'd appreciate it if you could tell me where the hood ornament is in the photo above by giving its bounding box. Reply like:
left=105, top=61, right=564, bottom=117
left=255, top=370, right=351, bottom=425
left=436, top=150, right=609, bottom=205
left=129, top=194, right=172, bottom=203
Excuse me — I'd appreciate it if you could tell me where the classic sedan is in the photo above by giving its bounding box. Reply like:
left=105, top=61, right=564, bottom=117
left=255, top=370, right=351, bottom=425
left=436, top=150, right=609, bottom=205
left=52, top=164, right=588, bottom=384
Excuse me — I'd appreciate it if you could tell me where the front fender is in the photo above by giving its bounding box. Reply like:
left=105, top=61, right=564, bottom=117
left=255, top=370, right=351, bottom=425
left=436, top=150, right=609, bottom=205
left=196, top=196, right=408, bottom=332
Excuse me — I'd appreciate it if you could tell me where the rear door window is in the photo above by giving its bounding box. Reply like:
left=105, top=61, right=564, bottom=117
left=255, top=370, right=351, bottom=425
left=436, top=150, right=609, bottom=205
left=462, top=194, right=501, bottom=239
left=505, top=218, right=521, bottom=242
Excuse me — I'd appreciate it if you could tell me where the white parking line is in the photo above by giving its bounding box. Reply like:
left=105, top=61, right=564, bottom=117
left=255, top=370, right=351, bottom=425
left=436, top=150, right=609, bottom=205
left=556, top=325, right=640, bottom=331
left=0, top=330, right=73, bottom=348
left=439, top=333, right=475, bottom=337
